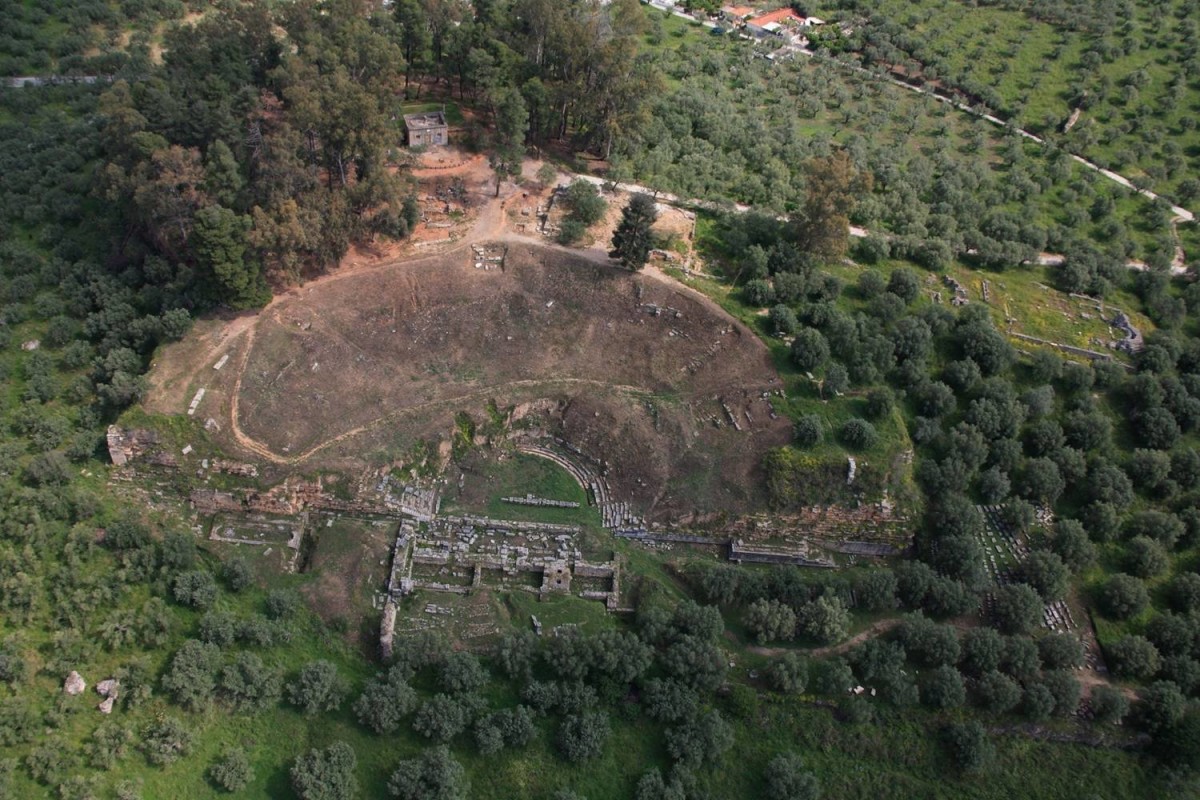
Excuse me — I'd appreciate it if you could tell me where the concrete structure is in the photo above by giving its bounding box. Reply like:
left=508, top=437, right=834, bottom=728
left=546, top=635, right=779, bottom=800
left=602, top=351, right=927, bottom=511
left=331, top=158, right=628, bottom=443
left=404, top=110, right=448, bottom=147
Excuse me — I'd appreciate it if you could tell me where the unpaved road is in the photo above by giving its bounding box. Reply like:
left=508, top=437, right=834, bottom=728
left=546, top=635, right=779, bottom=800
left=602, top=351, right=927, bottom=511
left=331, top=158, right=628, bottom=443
left=745, top=618, right=903, bottom=660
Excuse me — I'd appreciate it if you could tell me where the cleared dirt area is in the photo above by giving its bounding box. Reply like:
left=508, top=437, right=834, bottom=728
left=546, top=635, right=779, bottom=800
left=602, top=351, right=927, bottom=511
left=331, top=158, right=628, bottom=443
left=157, top=240, right=789, bottom=519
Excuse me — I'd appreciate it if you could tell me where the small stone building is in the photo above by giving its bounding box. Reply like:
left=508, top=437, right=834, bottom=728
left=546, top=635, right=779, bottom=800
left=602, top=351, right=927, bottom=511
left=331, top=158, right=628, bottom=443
left=403, top=110, right=448, bottom=147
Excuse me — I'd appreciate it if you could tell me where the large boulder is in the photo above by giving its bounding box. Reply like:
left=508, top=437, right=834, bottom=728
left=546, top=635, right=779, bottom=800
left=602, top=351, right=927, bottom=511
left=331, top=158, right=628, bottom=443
left=64, top=671, right=86, bottom=695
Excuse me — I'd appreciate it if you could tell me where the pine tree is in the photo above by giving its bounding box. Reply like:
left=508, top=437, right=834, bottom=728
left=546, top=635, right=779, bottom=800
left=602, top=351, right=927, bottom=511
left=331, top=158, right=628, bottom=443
left=610, top=193, right=657, bottom=270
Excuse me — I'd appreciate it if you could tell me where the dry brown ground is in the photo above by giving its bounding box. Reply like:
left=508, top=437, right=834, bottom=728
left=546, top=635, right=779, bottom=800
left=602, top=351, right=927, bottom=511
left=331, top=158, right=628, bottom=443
left=227, top=243, right=786, bottom=516
left=144, top=154, right=790, bottom=519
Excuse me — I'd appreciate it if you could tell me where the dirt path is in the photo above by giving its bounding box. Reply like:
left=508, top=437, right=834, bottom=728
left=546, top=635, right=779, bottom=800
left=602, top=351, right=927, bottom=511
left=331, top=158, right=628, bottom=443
left=491, top=230, right=775, bottom=363
left=143, top=311, right=257, bottom=414
left=746, top=618, right=903, bottom=660
left=583, top=170, right=1190, bottom=277
left=231, top=375, right=661, bottom=465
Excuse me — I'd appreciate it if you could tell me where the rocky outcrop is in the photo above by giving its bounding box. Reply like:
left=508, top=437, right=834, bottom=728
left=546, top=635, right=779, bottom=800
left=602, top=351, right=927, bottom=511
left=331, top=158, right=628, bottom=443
left=63, top=671, right=85, bottom=695
left=106, top=426, right=162, bottom=466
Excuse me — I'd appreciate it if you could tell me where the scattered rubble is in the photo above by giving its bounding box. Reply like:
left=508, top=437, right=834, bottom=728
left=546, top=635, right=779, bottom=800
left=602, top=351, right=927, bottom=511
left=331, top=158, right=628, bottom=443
left=942, top=275, right=969, bottom=306
left=1108, top=311, right=1144, bottom=353
left=502, top=493, right=580, bottom=508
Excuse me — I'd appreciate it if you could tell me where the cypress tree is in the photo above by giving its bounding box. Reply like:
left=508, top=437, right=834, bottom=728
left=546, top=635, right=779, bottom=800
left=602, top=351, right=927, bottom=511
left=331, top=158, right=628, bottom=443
left=611, top=193, right=657, bottom=270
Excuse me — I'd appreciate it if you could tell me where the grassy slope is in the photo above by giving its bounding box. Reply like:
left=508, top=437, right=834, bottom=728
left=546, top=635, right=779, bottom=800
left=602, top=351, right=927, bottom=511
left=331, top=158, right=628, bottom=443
left=860, top=0, right=1200, bottom=208
left=635, top=7, right=1177, bottom=260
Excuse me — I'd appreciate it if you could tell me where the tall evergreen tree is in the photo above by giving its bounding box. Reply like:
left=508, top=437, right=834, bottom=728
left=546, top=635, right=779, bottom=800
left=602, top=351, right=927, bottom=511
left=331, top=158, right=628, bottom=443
left=610, top=193, right=657, bottom=270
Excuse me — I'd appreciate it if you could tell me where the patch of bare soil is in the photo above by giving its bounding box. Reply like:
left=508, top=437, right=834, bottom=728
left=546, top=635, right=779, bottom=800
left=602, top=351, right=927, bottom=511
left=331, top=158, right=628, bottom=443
left=197, top=242, right=787, bottom=518
left=143, top=311, right=257, bottom=416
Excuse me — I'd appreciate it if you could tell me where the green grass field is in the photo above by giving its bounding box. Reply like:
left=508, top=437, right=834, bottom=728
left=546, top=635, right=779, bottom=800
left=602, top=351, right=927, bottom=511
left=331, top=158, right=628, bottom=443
left=442, top=452, right=604, bottom=529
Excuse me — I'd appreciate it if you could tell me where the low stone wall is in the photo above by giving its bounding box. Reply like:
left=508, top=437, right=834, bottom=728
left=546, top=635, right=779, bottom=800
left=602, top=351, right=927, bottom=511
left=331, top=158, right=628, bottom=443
left=1010, top=332, right=1115, bottom=362
left=614, top=529, right=721, bottom=545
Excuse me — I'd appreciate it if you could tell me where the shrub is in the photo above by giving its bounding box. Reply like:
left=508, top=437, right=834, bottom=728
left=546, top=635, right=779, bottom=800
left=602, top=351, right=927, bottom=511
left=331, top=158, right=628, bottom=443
left=1107, top=635, right=1161, bottom=680
left=664, top=710, right=733, bottom=767
left=991, top=584, right=1042, bottom=635
left=942, top=722, right=992, bottom=773
left=1100, top=574, right=1150, bottom=620
left=439, top=652, right=487, bottom=695
left=1037, top=634, right=1083, bottom=670
left=790, top=328, right=829, bottom=371
left=798, top=596, right=850, bottom=644
left=744, top=599, right=797, bottom=644
left=1126, top=536, right=1169, bottom=578
left=1090, top=685, right=1129, bottom=724
left=1167, top=572, right=1200, bottom=613
left=975, top=670, right=1021, bottom=714
left=210, top=748, right=253, bottom=793
left=221, top=558, right=253, bottom=591
left=641, top=678, right=698, bottom=723
left=557, top=712, right=610, bottom=762
left=563, top=180, right=607, bottom=226
left=354, top=666, right=417, bottom=734
left=556, top=218, right=586, bottom=245
left=769, top=303, right=800, bottom=336
left=794, top=415, right=822, bottom=447
left=1134, top=681, right=1186, bottom=735
left=220, top=652, right=283, bottom=712
left=763, top=753, right=821, bottom=800
left=838, top=418, right=877, bottom=450
left=1023, top=682, right=1056, bottom=721
left=1020, top=551, right=1069, bottom=601
left=291, top=742, right=357, bottom=800
left=768, top=653, right=808, bottom=694
left=171, top=571, right=218, bottom=609
left=140, top=717, right=192, bottom=766
left=387, top=745, right=468, bottom=800
left=920, top=665, right=965, bottom=709
left=265, top=589, right=299, bottom=620
left=413, top=694, right=470, bottom=742
left=744, top=279, right=775, bottom=306
left=288, top=661, right=348, bottom=716
left=864, top=387, right=894, bottom=420
left=162, top=640, right=221, bottom=712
